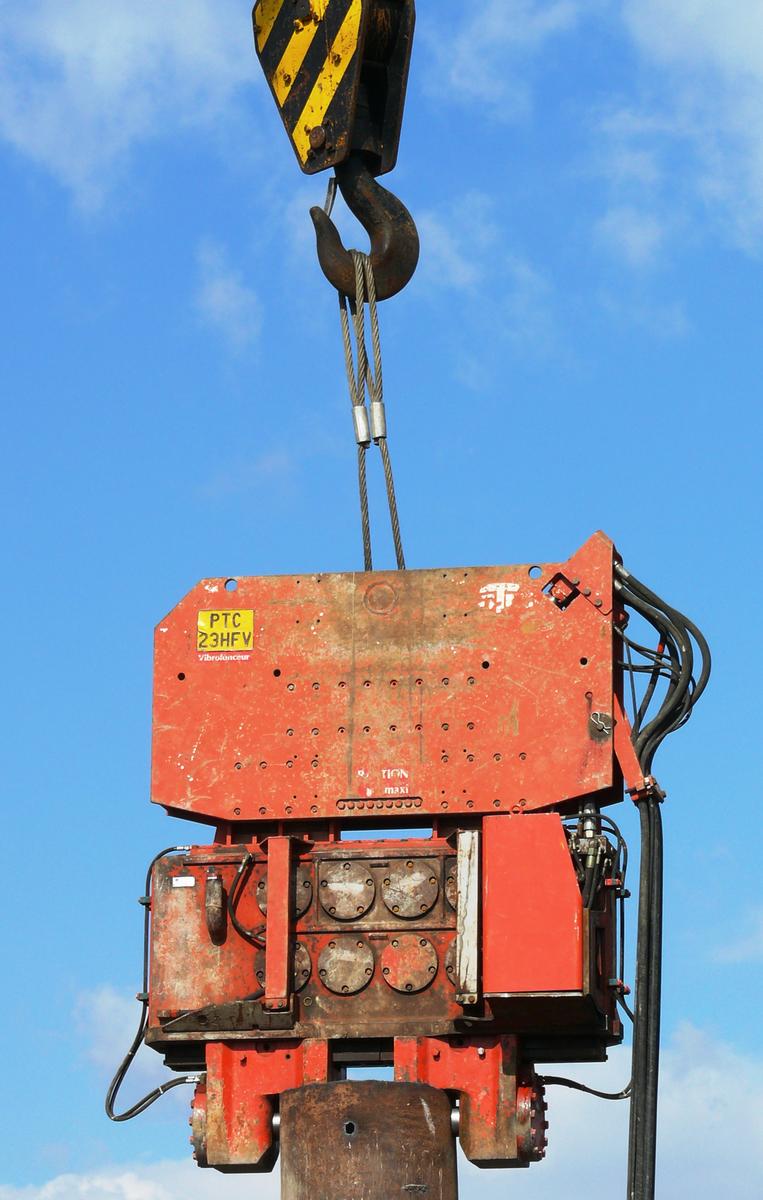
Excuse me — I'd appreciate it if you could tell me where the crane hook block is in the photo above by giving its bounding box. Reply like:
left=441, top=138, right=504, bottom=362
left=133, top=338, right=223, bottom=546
left=252, top=0, right=415, bottom=177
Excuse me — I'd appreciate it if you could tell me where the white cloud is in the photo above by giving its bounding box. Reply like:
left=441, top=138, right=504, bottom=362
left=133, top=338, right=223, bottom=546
left=463, top=1024, right=763, bottom=1198
left=713, top=906, right=763, bottom=964
left=599, top=292, right=690, bottom=339
left=415, top=191, right=559, bottom=375
left=0, top=1, right=254, bottom=209
left=417, top=192, right=501, bottom=291
left=195, top=240, right=261, bottom=350
left=75, top=986, right=142, bottom=1074
left=11, top=1025, right=758, bottom=1200
left=421, top=0, right=586, bottom=118
left=594, top=205, right=667, bottom=267
left=73, top=984, right=189, bottom=1113
left=0, top=1161, right=278, bottom=1200
left=604, top=0, right=763, bottom=251
left=624, top=0, right=763, bottom=75
left=502, top=254, right=556, bottom=347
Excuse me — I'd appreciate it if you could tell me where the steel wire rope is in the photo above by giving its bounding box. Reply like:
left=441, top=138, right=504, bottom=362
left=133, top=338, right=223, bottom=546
left=339, top=267, right=373, bottom=570
left=337, top=249, right=405, bottom=571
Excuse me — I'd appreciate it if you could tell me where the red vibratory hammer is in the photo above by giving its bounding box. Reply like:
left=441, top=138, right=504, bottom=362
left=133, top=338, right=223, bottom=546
left=107, top=6, right=711, bottom=1200
left=107, top=534, right=709, bottom=1200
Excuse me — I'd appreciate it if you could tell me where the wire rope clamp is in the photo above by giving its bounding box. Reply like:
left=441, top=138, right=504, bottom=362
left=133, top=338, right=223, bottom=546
left=370, top=399, right=387, bottom=440
left=352, top=405, right=371, bottom=446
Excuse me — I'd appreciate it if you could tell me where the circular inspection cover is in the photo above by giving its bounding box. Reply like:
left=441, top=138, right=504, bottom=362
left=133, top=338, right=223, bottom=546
left=257, top=866, right=313, bottom=917
left=382, top=859, right=439, bottom=918
left=319, top=861, right=376, bottom=920
left=380, top=935, right=439, bottom=993
left=363, top=581, right=398, bottom=614
left=254, top=941, right=312, bottom=992
left=318, top=938, right=375, bottom=995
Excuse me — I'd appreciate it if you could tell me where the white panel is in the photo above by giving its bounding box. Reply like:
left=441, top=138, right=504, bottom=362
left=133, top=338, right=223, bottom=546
left=455, top=829, right=480, bottom=1004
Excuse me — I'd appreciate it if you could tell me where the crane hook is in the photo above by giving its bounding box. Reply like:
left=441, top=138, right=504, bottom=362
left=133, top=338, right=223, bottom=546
left=309, top=153, right=419, bottom=302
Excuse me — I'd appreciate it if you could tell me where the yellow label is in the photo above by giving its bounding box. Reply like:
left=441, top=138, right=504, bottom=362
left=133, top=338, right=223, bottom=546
left=197, top=610, right=254, bottom=653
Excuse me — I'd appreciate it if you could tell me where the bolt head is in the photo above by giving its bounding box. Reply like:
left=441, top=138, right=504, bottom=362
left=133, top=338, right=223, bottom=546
left=309, top=125, right=327, bottom=150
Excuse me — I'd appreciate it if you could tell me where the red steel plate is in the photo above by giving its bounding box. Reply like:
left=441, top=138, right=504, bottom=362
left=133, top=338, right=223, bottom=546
left=151, top=532, right=620, bottom=824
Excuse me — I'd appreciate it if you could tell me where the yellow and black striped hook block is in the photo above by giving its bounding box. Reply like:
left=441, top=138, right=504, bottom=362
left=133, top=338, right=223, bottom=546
left=252, top=0, right=415, bottom=176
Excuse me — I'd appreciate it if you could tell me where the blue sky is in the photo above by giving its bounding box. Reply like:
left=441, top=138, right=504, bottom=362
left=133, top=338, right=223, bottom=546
left=2, top=1, right=762, bottom=1197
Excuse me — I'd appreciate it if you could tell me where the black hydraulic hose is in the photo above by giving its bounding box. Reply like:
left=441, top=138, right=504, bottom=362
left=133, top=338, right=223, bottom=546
left=626, top=798, right=664, bottom=1200
left=227, top=851, right=266, bottom=946
left=618, top=569, right=710, bottom=769
left=627, top=800, right=653, bottom=1200
left=642, top=799, right=664, bottom=1199
left=616, top=583, right=692, bottom=758
left=616, top=565, right=711, bottom=706
left=541, top=1074, right=631, bottom=1101
left=105, top=847, right=199, bottom=1122
left=617, top=598, right=683, bottom=749
left=636, top=639, right=670, bottom=731
left=581, top=864, right=596, bottom=908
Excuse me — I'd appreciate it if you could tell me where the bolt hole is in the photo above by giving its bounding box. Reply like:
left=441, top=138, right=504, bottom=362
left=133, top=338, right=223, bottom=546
left=528, top=566, right=543, bottom=580
left=273, top=668, right=282, bottom=677
left=580, top=657, right=589, bottom=666
left=343, top=1121, right=357, bottom=1137
left=177, top=672, right=186, bottom=681
left=225, top=578, right=238, bottom=591
left=481, top=660, right=490, bottom=669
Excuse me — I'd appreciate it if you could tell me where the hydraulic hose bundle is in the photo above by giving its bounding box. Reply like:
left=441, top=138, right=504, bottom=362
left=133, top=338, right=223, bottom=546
left=616, top=566, right=711, bottom=1200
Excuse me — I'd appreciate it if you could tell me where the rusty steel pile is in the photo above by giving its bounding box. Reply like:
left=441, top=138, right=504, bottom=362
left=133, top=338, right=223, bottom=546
left=106, top=7, right=711, bottom=1200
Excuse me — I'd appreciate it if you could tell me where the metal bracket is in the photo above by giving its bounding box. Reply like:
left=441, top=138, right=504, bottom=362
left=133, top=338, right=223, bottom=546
left=161, top=998, right=295, bottom=1035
